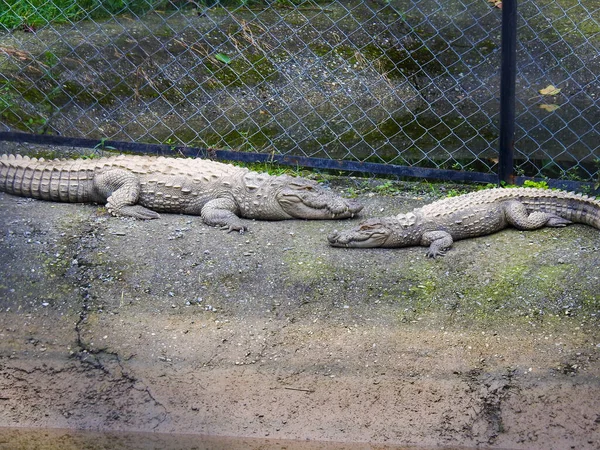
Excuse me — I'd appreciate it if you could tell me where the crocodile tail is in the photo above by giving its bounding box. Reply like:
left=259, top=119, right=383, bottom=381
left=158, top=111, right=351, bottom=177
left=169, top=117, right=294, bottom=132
left=0, top=154, right=95, bottom=203
left=522, top=189, right=600, bottom=230
left=570, top=194, right=600, bottom=230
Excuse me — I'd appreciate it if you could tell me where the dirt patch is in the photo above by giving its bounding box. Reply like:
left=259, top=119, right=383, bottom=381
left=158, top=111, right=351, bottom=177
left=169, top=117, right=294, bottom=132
left=0, top=146, right=599, bottom=449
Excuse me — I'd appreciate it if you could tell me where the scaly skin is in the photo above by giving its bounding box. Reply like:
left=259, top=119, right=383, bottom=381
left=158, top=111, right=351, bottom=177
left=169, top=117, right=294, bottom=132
left=328, top=187, right=600, bottom=257
left=0, top=154, right=362, bottom=232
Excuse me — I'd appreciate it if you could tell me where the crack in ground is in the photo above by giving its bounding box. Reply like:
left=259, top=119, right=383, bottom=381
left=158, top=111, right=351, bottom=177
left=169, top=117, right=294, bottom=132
left=461, top=367, right=516, bottom=445
left=66, top=218, right=169, bottom=429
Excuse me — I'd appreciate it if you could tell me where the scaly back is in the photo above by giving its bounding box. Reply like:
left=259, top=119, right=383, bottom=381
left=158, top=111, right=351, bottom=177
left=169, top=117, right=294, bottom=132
left=418, top=187, right=600, bottom=229
left=0, top=154, right=251, bottom=202
left=0, top=154, right=246, bottom=177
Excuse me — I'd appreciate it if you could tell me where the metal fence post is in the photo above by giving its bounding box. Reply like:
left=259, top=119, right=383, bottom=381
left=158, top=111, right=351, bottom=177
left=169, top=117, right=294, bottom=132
left=498, top=0, right=517, bottom=186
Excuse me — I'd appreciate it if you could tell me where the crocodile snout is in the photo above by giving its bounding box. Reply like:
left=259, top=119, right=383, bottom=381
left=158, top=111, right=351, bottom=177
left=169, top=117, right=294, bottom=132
left=346, top=200, right=363, bottom=216
left=327, top=199, right=363, bottom=217
left=327, top=229, right=355, bottom=246
left=327, top=230, right=341, bottom=244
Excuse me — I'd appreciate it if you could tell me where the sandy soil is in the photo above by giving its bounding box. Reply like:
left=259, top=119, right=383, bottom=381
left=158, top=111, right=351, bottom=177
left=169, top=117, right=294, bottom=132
left=0, top=150, right=599, bottom=449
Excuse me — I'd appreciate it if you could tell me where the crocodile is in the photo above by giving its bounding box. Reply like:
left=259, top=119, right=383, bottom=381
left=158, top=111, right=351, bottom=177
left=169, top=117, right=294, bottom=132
left=327, top=187, right=600, bottom=257
left=0, top=154, right=362, bottom=231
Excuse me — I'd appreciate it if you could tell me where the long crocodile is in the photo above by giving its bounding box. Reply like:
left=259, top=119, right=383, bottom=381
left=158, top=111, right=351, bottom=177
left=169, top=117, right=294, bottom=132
left=327, top=187, right=600, bottom=257
left=0, top=154, right=362, bottom=231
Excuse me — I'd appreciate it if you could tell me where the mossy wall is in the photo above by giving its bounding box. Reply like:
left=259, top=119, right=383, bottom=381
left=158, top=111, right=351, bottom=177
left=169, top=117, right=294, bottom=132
left=0, top=0, right=597, bottom=181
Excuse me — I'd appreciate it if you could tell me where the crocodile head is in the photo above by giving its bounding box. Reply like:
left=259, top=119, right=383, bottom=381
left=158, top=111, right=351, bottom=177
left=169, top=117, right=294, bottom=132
left=328, top=214, right=422, bottom=248
left=275, top=178, right=363, bottom=220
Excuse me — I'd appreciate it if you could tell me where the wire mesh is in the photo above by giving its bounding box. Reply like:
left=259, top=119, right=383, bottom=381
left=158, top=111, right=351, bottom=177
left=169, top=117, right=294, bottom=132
left=0, top=0, right=598, bottom=183
left=514, top=0, right=599, bottom=182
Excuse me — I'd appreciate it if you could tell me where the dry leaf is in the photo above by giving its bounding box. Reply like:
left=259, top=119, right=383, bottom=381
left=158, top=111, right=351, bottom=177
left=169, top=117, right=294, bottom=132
left=487, top=0, right=502, bottom=8
left=539, top=104, right=560, bottom=112
left=539, top=85, right=561, bottom=96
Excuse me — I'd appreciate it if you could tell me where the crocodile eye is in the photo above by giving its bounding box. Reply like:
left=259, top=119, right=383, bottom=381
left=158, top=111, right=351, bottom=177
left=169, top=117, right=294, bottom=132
left=358, top=219, right=383, bottom=231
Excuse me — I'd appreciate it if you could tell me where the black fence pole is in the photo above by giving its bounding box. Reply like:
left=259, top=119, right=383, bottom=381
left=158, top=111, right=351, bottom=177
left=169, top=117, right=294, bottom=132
left=498, top=0, right=517, bottom=185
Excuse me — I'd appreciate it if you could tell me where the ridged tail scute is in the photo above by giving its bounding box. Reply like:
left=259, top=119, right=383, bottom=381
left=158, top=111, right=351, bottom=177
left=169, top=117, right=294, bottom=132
left=499, top=188, right=599, bottom=231
left=0, top=154, right=95, bottom=203
left=566, top=193, right=600, bottom=230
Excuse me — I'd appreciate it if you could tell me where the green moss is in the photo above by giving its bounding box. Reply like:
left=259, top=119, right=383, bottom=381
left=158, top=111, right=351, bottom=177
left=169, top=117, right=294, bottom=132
left=477, top=39, right=498, bottom=56
left=153, top=26, right=176, bottom=38
left=282, top=252, right=333, bottom=283
left=458, top=262, right=598, bottom=321
left=359, top=43, right=441, bottom=79
left=302, top=247, right=597, bottom=327
left=366, top=114, right=461, bottom=145
left=0, top=80, right=48, bottom=132
left=41, top=213, right=91, bottom=281
left=579, top=19, right=600, bottom=36
left=309, top=42, right=333, bottom=57
left=0, top=66, right=167, bottom=131
left=60, top=81, right=97, bottom=105
left=358, top=114, right=479, bottom=164
left=231, top=161, right=306, bottom=177
left=16, top=82, right=50, bottom=105
left=467, top=264, right=530, bottom=313
left=204, top=53, right=278, bottom=88
left=282, top=11, right=308, bottom=26
left=176, top=124, right=283, bottom=153
left=308, top=40, right=462, bottom=80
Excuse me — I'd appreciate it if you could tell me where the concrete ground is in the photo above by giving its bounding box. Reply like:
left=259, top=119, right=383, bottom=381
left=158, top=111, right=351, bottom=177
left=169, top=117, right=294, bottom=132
left=0, top=148, right=599, bottom=449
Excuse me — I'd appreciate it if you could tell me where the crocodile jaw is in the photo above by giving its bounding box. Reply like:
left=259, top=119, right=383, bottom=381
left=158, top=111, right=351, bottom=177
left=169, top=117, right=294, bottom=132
left=327, top=219, right=392, bottom=247
left=277, top=183, right=363, bottom=220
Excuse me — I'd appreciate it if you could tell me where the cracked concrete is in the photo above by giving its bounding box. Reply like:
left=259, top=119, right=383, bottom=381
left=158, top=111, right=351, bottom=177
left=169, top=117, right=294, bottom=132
left=0, top=147, right=599, bottom=449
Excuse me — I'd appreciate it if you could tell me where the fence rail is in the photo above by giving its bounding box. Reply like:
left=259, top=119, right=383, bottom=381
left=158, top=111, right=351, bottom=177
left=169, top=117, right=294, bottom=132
left=0, top=0, right=598, bottom=187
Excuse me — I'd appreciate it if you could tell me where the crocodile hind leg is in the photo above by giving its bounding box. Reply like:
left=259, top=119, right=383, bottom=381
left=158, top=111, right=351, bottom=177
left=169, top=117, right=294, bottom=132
left=504, top=200, right=571, bottom=230
left=94, top=169, right=160, bottom=219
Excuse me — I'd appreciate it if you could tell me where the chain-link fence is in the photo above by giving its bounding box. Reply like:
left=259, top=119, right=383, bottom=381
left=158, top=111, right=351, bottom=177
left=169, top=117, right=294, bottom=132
left=0, top=0, right=598, bottom=184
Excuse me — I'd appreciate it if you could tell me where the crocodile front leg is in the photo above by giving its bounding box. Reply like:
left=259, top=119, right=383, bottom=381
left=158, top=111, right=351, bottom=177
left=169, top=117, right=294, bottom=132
left=421, top=230, right=454, bottom=258
left=201, top=198, right=246, bottom=233
left=95, top=169, right=160, bottom=219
